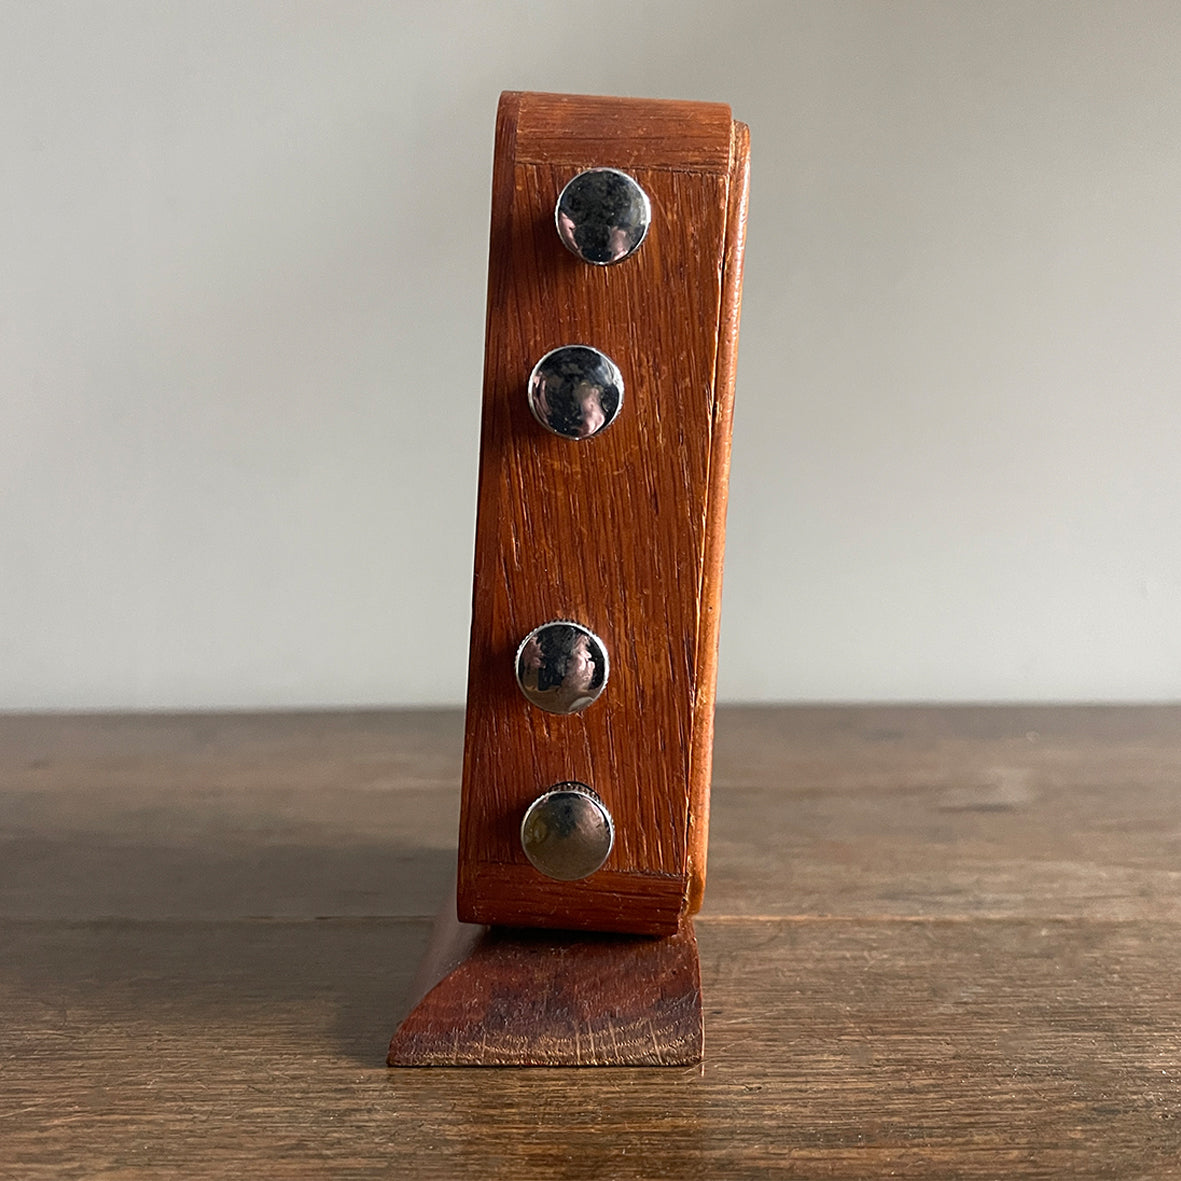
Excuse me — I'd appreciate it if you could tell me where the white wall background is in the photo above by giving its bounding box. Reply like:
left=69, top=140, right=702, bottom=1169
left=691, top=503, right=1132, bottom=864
left=3, top=0, right=1180, bottom=710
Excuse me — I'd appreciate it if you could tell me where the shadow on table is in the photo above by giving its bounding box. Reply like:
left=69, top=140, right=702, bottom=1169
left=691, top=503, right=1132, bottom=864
left=0, top=838, right=456, bottom=1067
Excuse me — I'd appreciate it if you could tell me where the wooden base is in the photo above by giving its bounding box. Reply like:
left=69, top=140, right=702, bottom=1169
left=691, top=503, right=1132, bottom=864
left=388, top=885, right=702, bottom=1066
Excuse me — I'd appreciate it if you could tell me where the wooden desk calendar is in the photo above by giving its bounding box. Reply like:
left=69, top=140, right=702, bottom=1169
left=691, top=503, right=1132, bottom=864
left=389, top=91, right=749, bottom=1066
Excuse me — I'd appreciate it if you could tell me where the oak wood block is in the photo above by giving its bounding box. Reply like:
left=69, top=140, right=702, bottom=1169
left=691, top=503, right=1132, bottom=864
left=388, top=898, right=702, bottom=1066
left=457, top=93, right=751, bottom=935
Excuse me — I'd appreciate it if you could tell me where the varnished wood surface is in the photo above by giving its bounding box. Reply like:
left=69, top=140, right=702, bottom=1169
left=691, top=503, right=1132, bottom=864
left=388, top=906, right=703, bottom=1066
left=512, top=91, right=735, bottom=172
left=3, top=705, right=1181, bottom=1177
left=458, top=93, right=748, bottom=935
left=685, top=119, right=751, bottom=914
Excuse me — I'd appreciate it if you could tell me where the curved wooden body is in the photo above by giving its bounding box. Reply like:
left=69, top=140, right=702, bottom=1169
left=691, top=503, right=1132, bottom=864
left=457, top=92, right=750, bottom=936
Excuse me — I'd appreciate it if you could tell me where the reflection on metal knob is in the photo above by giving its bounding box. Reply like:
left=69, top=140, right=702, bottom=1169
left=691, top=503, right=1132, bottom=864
left=515, top=620, right=608, bottom=715
left=527, top=345, right=623, bottom=440
left=555, top=168, right=651, bottom=265
left=521, top=784, right=614, bottom=881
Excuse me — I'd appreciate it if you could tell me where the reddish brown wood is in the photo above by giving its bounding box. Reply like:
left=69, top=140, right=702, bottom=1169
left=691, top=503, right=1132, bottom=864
left=389, top=886, right=702, bottom=1066
left=686, top=120, right=750, bottom=914
left=513, top=91, right=734, bottom=172
left=457, top=92, right=749, bottom=936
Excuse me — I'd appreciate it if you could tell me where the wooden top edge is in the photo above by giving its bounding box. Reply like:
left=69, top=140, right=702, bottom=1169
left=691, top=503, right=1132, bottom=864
left=503, top=89, right=735, bottom=172
left=729, top=119, right=751, bottom=184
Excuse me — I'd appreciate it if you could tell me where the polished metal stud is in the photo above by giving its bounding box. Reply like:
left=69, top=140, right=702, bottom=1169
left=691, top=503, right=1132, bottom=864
left=527, top=345, right=623, bottom=440
left=555, top=168, right=651, bottom=265
left=521, top=784, right=615, bottom=881
left=515, top=620, right=608, bottom=715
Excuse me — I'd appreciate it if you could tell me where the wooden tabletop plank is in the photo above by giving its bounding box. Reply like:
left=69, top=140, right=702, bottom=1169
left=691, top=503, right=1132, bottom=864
left=2, top=706, right=1178, bottom=921
left=2, top=705, right=1180, bottom=1176
left=2, top=915, right=1178, bottom=1179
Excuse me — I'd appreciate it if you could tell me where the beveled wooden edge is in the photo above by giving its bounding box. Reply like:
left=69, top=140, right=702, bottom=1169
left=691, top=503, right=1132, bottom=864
left=511, top=90, right=733, bottom=172
left=685, top=120, right=752, bottom=914
left=389, top=883, right=703, bottom=1067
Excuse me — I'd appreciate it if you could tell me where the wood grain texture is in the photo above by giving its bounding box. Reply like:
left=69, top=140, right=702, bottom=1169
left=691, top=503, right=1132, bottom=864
left=685, top=120, right=750, bottom=914
left=388, top=908, right=702, bottom=1066
left=3, top=705, right=1181, bottom=1176
left=512, top=90, right=734, bottom=172
left=3, top=918, right=1179, bottom=1178
left=458, top=92, right=747, bottom=935
left=4, top=705, right=1180, bottom=923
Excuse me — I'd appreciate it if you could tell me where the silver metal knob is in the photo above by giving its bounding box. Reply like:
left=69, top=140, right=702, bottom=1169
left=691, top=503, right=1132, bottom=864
left=520, top=784, right=615, bottom=881
left=527, top=345, right=623, bottom=440
left=555, top=168, right=651, bottom=265
left=515, top=621, right=608, bottom=715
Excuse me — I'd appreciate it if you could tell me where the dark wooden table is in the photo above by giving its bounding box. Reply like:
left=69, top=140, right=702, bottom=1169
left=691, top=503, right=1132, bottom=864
left=3, top=706, right=1179, bottom=1178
